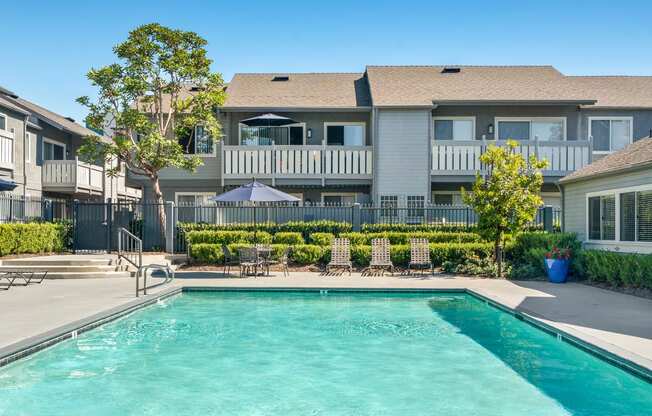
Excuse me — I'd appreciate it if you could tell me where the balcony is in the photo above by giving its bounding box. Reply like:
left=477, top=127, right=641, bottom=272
left=0, top=131, right=14, bottom=170
left=431, top=139, right=591, bottom=177
left=221, top=145, right=373, bottom=185
left=42, top=159, right=104, bottom=195
left=117, top=173, right=143, bottom=200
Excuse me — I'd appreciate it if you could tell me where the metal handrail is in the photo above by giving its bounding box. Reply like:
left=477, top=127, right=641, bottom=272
left=117, top=227, right=142, bottom=270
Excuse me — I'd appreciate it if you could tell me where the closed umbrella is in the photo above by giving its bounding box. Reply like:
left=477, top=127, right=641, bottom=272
left=209, top=180, right=300, bottom=241
left=0, top=178, right=18, bottom=192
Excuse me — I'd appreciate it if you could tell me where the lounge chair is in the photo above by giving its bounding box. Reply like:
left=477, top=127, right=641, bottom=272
left=0, top=270, right=47, bottom=290
left=238, top=247, right=264, bottom=277
left=366, top=238, right=394, bottom=275
left=408, top=238, right=433, bottom=275
left=327, top=238, right=353, bottom=275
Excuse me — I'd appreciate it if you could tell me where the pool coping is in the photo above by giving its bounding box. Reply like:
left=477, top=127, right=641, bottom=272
left=0, top=285, right=650, bottom=384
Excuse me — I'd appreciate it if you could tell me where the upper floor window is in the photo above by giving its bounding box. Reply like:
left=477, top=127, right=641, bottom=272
left=324, top=122, right=365, bottom=146
left=588, top=117, right=632, bottom=153
left=433, top=117, right=474, bottom=140
left=178, top=126, right=215, bottom=155
left=239, top=124, right=304, bottom=146
left=496, top=117, right=565, bottom=141
left=0, top=113, right=6, bottom=131
left=43, top=138, right=65, bottom=161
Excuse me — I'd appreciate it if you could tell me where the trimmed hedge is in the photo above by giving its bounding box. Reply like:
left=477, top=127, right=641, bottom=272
left=505, top=232, right=581, bottom=278
left=180, top=220, right=352, bottom=239
left=272, top=232, right=304, bottom=245
left=0, top=223, right=69, bottom=256
left=578, top=250, right=652, bottom=289
left=186, top=230, right=273, bottom=246
left=338, top=231, right=483, bottom=246
left=189, top=242, right=492, bottom=268
left=361, top=223, right=477, bottom=233
left=310, top=232, right=335, bottom=246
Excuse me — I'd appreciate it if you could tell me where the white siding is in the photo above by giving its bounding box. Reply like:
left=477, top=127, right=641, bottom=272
left=375, top=110, right=430, bottom=203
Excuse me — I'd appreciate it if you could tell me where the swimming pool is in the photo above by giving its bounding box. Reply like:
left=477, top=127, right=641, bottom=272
left=0, top=291, right=650, bottom=415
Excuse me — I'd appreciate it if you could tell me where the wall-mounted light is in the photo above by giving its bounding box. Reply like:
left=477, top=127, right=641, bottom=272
left=307, top=128, right=312, bottom=139
left=487, top=123, right=494, bottom=135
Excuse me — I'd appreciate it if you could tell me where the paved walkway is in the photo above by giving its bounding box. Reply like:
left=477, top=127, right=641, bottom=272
left=1, top=271, right=651, bottom=372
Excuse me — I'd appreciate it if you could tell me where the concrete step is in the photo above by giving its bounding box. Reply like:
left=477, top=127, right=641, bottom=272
left=0, top=265, right=127, bottom=273
left=40, top=271, right=134, bottom=279
left=1, top=258, right=115, bottom=267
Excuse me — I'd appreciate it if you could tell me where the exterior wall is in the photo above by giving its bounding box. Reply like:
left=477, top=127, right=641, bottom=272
left=0, top=106, right=24, bottom=189
left=158, top=151, right=221, bottom=182
left=223, top=111, right=372, bottom=146
left=562, top=168, right=652, bottom=253
left=579, top=109, right=652, bottom=141
left=374, top=109, right=431, bottom=203
left=433, top=105, right=582, bottom=140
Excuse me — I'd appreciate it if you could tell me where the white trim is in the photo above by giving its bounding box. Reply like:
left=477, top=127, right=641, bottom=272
left=174, top=192, right=216, bottom=205
left=238, top=122, right=307, bottom=146
left=587, top=116, right=633, bottom=154
left=0, top=112, right=7, bottom=132
left=25, top=132, right=31, bottom=163
left=585, top=183, right=652, bottom=245
left=323, top=122, right=366, bottom=146
left=432, top=116, right=476, bottom=141
left=42, top=137, right=66, bottom=160
left=494, top=117, right=567, bottom=141
left=321, top=192, right=357, bottom=204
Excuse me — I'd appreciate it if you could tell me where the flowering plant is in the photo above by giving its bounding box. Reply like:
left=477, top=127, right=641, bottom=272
left=545, top=246, right=572, bottom=260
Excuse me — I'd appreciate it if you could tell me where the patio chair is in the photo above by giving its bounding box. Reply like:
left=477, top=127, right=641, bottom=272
left=221, top=245, right=239, bottom=276
left=0, top=271, right=20, bottom=290
left=408, top=238, right=433, bottom=275
left=366, top=238, right=394, bottom=275
left=265, top=246, right=291, bottom=277
left=327, top=238, right=353, bottom=275
left=238, top=246, right=264, bottom=277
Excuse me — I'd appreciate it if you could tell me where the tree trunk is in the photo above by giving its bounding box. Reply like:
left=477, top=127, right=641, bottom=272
left=151, top=176, right=167, bottom=242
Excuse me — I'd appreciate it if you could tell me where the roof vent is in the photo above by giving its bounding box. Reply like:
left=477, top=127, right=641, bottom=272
left=441, top=67, right=461, bottom=74
left=271, top=76, right=290, bottom=82
left=65, top=117, right=75, bottom=122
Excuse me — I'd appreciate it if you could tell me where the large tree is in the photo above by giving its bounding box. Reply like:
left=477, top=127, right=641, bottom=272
left=462, top=140, right=547, bottom=277
left=77, top=23, right=226, bottom=234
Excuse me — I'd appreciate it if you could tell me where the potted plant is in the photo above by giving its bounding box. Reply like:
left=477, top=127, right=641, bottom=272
left=544, top=246, right=571, bottom=283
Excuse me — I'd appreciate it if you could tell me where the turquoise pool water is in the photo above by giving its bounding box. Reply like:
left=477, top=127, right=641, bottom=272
left=0, top=291, right=650, bottom=415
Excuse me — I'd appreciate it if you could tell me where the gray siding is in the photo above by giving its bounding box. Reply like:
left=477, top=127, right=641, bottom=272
left=375, top=109, right=430, bottom=202
left=158, top=150, right=221, bottom=181
left=562, top=168, right=652, bottom=252
left=433, top=105, right=582, bottom=140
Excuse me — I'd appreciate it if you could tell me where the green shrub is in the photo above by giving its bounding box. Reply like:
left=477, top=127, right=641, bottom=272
left=180, top=220, right=352, bottom=239
left=190, top=243, right=291, bottom=264
left=339, top=231, right=483, bottom=245
left=272, top=232, right=304, bottom=245
left=505, top=232, right=581, bottom=278
left=290, top=245, right=325, bottom=265
left=443, top=256, right=505, bottom=277
left=387, top=243, right=493, bottom=267
left=186, top=230, right=272, bottom=246
left=579, top=250, right=652, bottom=289
left=0, top=222, right=70, bottom=256
left=351, top=245, right=372, bottom=266
left=310, top=232, right=335, bottom=246
left=361, top=223, right=476, bottom=233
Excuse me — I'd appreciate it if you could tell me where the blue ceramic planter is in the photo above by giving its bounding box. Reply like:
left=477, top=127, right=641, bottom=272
left=545, top=258, right=570, bottom=283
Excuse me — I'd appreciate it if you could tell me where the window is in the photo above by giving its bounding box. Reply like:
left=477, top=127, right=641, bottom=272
left=175, top=192, right=216, bottom=223
left=433, top=117, right=474, bottom=141
left=25, top=132, right=32, bottom=163
left=239, top=124, right=304, bottom=146
left=0, top=113, right=6, bottom=131
left=42, top=139, right=65, bottom=161
left=178, top=126, right=215, bottom=155
left=324, top=123, right=365, bottom=146
left=380, top=195, right=398, bottom=219
left=588, top=195, right=615, bottom=241
left=321, top=193, right=356, bottom=205
left=618, top=190, right=652, bottom=242
left=433, top=193, right=454, bottom=205
left=496, top=118, right=565, bottom=141
left=589, top=117, right=632, bottom=153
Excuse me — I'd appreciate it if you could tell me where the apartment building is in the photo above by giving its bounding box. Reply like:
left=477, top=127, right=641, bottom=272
left=0, top=86, right=141, bottom=202
left=132, top=66, right=652, bottom=208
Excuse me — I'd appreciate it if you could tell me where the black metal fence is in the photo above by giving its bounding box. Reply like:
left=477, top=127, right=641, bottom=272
left=0, top=194, right=71, bottom=223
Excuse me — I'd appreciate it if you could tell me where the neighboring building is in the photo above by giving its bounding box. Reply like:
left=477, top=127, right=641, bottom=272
left=130, top=65, right=652, bottom=211
left=559, top=137, right=652, bottom=253
left=0, top=86, right=141, bottom=202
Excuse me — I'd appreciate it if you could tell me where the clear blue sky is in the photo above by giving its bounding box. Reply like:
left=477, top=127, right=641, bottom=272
left=2, top=0, right=651, bottom=122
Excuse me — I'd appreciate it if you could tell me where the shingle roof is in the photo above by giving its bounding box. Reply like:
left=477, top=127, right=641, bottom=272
left=10, top=96, right=98, bottom=138
left=570, top=76, right=652, bottom=109
left=0, top=95, right=30, bottom=116
left=365, top=65, right=596, bottom=107
left=223, top=73, right=371, bottom=108
left=559, top=137, right=652, bottom=184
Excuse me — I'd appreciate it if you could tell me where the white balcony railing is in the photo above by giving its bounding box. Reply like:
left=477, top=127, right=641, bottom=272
left=42, top=159, right=104, bottom=192
left=431, top=139, right=591, bottom=176
left=222, top=145, right=373, bottom=183
left=0, top=131, right=14, bottom=170
left=117, top=174, right=143, bottom=199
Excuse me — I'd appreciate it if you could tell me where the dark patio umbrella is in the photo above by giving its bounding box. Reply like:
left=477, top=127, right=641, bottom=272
left=240, top=113, right=298, bottom=127
left=0, top=178, right=18, bottom=192
left=209, top=180, right=300, bottom=240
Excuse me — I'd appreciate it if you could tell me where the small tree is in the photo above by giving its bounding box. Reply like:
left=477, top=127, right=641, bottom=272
left=77, top=23, right=226, bottom=234
left=462, top=140, right=547, bottom=277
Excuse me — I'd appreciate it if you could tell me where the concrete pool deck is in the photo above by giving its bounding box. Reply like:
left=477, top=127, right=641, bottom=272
left=1, top=271, right=651, bottom=376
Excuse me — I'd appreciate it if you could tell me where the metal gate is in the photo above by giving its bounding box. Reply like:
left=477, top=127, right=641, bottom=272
left=73, top=201, right=166, bottom=253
